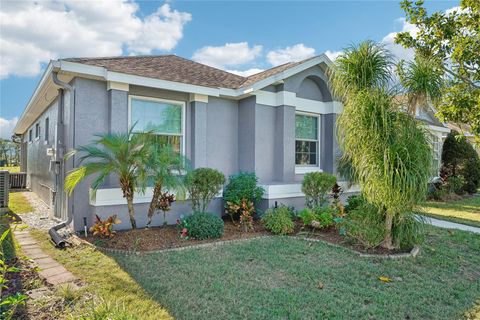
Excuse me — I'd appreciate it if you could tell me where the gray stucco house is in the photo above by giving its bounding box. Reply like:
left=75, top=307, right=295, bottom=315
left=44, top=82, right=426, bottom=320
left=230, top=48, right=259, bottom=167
left=13, top=54, right=449, bottom=231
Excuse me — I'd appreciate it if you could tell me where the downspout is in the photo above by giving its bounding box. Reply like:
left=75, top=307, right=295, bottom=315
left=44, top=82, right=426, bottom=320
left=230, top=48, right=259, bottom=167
left=48, top=71, right=74, bottom=248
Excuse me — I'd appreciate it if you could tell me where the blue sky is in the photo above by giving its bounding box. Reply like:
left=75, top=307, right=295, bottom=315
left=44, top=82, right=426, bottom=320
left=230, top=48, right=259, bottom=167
left=0, top=0, right=457, bottom=138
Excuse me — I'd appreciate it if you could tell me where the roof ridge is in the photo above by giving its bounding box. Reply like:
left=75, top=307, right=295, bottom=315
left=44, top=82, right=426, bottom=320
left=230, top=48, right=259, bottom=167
left=63, top=54, right=177, bottom=61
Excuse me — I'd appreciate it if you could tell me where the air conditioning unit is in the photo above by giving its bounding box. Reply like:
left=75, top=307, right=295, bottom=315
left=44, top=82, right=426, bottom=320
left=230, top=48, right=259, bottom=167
left=0, top=171, right=9, bottom=213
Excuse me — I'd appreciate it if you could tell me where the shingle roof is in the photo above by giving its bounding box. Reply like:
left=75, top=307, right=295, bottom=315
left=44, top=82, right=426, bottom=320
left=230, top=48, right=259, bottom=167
left=63, top=54, right=321, bottom=90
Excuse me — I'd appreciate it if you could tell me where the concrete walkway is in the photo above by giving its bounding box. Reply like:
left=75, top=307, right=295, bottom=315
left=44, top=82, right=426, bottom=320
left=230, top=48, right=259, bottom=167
left=14, top=230, right=77, bottom=286
left=419, top=215, right=480, bottom=234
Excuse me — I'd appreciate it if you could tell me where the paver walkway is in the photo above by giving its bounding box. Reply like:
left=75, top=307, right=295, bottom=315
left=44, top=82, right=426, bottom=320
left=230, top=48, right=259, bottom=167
left=13, top=230, right=77, bottom=286
left=418, top=214, right=480, bottom=234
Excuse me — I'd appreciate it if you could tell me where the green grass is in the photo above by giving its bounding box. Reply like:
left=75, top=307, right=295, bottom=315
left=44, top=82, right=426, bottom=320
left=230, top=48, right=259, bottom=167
left=422, top=195, right=480, bottom=228
left=0, top=166, right=20, bottom=173
left=30, top=227, right=478, bottom=320
left=8, top=192, right=34, bottom=215
left=29, top=230, right=172, bottom=320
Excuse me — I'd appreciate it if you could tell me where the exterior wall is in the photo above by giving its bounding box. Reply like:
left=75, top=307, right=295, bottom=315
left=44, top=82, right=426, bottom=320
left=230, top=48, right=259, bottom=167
left=62, top=64, right=341, bottom=231
left=24, top=98, right=58, bottom=211
left=93, top=198, right=224, bottom=231
left=206, top=97, right=238, bottom=176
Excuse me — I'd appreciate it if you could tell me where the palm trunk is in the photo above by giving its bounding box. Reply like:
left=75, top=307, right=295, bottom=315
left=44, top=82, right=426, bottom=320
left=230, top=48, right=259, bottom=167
left=381, top=212, right=394, bottom=249
left=126, top=194, right=137, bottom=229
left=147, top=182, right=162, bottom=227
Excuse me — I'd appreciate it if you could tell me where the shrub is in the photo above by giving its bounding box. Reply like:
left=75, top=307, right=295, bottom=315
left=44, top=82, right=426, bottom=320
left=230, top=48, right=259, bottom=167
left=442, top=131, right=480, bottom=194
left=225, top=199, right=255, bottom=231
left=445, top=176, right=465, bottom=195
left=301, top=172, right=337, bottom=208
left=179, top=212, right=224, bottom=240
left=186, top=168, right=225, bottom=212
left=90, top=215, right=121, bottom=238
left=224, top=172, right=264, bottom=204
left=393, top=213, right=426, bottom=249
left=344, top=203, right=385, bottom=249
left=262, top=206, right=294, bottom=235
left=344, top=194, right=365, bottom=213
left=463, top=158, right=480, bottom=194
left=298, top=206, right=335, bottom=229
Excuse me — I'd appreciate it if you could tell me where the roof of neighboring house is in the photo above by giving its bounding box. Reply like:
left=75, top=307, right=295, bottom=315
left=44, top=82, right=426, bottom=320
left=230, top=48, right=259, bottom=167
left=64, top=54, right=321, bottom=90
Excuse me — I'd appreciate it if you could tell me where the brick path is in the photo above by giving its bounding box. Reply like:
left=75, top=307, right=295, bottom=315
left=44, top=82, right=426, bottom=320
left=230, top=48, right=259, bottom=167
left=14, top=230, right=77, bottom=286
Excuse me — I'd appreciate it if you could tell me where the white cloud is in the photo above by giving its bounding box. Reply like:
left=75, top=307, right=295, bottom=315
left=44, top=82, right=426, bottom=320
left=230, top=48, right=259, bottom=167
left=0, top=117, right=18, bottom=139
left=0, top=1, right=191, bottom=79
left=325, top=50, right=342, bottom=61
left=381, top=17, right=418, bottom=62
left=266, top=44, right=316, bottom=66
left=192, top=42, right=262, bottom=69
left=226, top=68, right=264, bottom=77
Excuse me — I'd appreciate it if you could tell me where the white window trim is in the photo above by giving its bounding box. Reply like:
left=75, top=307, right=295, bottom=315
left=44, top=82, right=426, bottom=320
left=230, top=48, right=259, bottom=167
left=128, top=95, right=186, bottom=156
left=295, top=111, right=322, bottom=174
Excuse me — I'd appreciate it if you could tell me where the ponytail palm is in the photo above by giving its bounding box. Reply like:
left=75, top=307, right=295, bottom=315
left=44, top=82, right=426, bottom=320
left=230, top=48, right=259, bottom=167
left=64, top=130, right=148, bottom=229
left=332, top=41, right=432, bottom=249
left=397, top=56, right=444, bottom=114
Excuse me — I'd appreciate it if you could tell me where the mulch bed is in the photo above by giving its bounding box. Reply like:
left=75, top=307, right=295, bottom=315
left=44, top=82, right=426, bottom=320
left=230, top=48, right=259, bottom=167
left=84, top=218, right=271, bottom=252
left=83, top=217, right=411, bottom=255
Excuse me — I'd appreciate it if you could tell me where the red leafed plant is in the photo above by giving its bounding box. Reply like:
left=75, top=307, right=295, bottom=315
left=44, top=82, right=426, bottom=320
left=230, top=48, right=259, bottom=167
left=155, top=192, right=176, bottom=226
left=237, top=199, right=255, bottom=232
left=90, top=215, right=121, bottom=238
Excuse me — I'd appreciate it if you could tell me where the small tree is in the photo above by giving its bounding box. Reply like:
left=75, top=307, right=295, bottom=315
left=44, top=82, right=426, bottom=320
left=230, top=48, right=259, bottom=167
left=185, top=168, right=225, bottom=212
left=301, top=172, right=337, bottom=208
left=140, top=137, right=189, bottom=227
left=64, top=129, right=148, bottom=229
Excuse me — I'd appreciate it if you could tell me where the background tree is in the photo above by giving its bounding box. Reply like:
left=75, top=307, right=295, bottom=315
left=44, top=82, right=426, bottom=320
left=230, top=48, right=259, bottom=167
left=396, top=0, right=480, bottom=138
left=65, top=130, right=148, bottom=229
left=331, top=41, right=432, bottom=249
left=441, top=130, right=480, bottom=193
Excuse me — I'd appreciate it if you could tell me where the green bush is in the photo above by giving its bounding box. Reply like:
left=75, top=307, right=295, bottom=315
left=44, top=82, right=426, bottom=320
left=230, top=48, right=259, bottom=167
left=463, top=158, right=480, bottom=194
left=344, top=194, right=365, bottom=213
left=181, top=212, right=224, bottom=240
left=262, top=206, right=295, bottom=235
left=442, top=131, right=480, bottom=194
left=185, top=168, right=225, bottom=212
left=393, top=213, right=426, bottom=249
left=301, top=172, right=337, bottom=208
left=345, top=203, right=385, bottom=249
left=445, top=176, right=465, bottom=195
left=298, top=206, right=335, bottom=228
left=224, top=172, right=264, bottom=206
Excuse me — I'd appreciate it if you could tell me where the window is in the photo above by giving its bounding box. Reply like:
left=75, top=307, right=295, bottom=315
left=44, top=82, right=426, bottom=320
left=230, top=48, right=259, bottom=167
left=29, top=129, right=32, bottom=142
left=430, top=133, right=440, bottom=175
left=129, top=96, right=184, bottom=154
left=35, top=123, right=40, bottom=139
left=295, top=114, right=319, bottom=166
left=45, top=117, right=49, bottom=141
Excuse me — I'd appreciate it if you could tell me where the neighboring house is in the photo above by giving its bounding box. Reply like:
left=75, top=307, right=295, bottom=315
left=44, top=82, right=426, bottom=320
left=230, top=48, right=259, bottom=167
left=13, top=54, right=445, bottom=231
left=413, top=103, right=451, bottom=177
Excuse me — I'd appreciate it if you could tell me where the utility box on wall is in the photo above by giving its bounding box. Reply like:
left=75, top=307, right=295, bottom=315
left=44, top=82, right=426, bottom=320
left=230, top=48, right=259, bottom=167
left=0, top=171, right=10, bottom=213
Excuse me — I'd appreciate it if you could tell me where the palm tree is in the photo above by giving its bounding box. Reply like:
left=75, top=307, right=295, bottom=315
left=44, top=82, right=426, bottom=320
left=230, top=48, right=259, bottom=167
left=64, top=129, right=148, bottom=229
left=331, top=41, right=432, bottom=249
left=397, top=55, right=444, bottom=115
left=141, top=135, right=189, bottom=227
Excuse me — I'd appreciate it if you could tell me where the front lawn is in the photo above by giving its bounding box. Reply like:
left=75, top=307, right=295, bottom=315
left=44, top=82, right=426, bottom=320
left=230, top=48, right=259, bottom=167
left=422, top=195, right=480, bottom=228
left=8, top=192, right=33, bottom=215
left=33, top=226, right=480, bottom=319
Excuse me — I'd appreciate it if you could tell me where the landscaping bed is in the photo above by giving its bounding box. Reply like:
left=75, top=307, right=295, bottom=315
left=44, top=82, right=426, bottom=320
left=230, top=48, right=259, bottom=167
left=84, top=218, right=271, bottom=252
left=83, top=218, right=412, bottom=255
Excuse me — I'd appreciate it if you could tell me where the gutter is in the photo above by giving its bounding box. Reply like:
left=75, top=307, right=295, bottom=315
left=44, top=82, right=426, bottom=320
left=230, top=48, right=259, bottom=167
left=48, top=71, right=74, bottom=248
